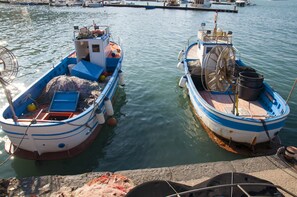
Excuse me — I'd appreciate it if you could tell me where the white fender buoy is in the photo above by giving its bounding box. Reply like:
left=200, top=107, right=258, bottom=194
left=119, top=70, right=125, bottom=86
left=104, top=97, right=114, bottom=116
left=176, top=61, right=184, bottom=70
left=95, top=109, right=105, bottom=124
left=179, top=76, right=187, bottom=88
left=177, top=50, right=184, bottom=61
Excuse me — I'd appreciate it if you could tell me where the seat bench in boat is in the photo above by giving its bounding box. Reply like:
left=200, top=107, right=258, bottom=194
left=17, top=111, right=80, bottom=122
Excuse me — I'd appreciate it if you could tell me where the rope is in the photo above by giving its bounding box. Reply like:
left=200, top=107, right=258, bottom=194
left=165, top=181, right=181, bottom=197
left=286, top=79, right=297, bottom=104
left=0, top=121, right=33, bottom=167
left=260, top=119, right=272, bottom=143
left=0, top=102, right=98, bottom=166
left=275, top=147, right=297, bottom=174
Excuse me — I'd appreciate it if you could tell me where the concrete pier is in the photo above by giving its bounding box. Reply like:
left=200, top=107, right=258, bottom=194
left=0, top=0, right=238, bottom=13
left=1, top=154, right=296, bottom=196
left=104, top=4, right=238, bottom=13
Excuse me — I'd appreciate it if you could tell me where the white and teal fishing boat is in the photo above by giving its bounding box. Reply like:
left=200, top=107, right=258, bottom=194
left=177, top=14, right=290, bottom=147
left=0, top=24, right=124, bottom=160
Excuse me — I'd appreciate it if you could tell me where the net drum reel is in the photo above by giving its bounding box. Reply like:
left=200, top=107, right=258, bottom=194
left=0, top=47, right=19, bottom=122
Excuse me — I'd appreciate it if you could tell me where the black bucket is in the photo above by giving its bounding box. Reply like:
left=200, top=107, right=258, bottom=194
left=238, top=83, right=263, bottom=101
left=239, top=71, right=264, bottom=88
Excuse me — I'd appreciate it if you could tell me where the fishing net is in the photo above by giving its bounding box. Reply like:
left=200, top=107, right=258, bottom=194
left=38, top=75, right=104, bottom=110
left=50, top=173, right=134, bottom=197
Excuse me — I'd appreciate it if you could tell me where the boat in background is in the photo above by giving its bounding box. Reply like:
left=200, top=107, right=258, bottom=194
left=166, top=0, right=180, bottom=6
left=82, top=0, right=103, bottom=7
left=191, top=0, right=211, bottom=8
left=49, top=0, right=67, bottom=6
left=66, top=0, right=83, bottom=6
left=177, top=13, right=289, bottom=148
left=235, top=0, right=250, bottom=7
left=0, top=23, right=124, bottom=160
left=145, top=5, right=156, bottom=9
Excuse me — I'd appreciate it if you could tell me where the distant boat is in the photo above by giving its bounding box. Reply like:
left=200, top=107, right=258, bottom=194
left=191, top=0, right=211, bottom=8
left=49, top=0, right=67, bottom=6
left=166, top=0, right=180, bottom=6
left=177, top=14, right=290, bottom=147
left=9, top=0, right=40, bottom=5
left=66, top=0, right=83, bottom=6
left=145, top=5, right=156, bottom=9
left=235, top=0, right=249, bottom=7
left=0, top=24, right=124, bottom=160
left=83, top=0, right=103, bottom=7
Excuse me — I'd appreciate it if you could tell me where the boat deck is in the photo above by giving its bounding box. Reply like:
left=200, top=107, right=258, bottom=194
left=199, top=91, right=268, bottom=119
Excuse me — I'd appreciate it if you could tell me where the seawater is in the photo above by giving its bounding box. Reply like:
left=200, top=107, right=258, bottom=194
left=0, top=0, right=296, bottom=178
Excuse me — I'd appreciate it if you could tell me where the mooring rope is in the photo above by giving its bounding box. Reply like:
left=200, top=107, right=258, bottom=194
left=0, top=98, right=99, bottom=166
left=165, top=181, right=181, bottom=197
left=0, top=121, right=33, bottom=167
left=260, top=119, right=272, bottom=143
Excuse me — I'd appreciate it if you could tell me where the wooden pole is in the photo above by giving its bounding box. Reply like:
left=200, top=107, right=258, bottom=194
left=286, top=78, right=297, bottom=104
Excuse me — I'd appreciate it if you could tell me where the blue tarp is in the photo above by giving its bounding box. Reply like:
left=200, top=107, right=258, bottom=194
left=71, top=60, right=104, bottom=81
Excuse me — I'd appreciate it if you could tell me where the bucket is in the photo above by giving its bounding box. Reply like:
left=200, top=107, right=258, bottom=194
left=239, top=71, right=264, bottom=88
left=191, top=75, right=205, bottom=91
left=238, top=83, right=263, bottom=101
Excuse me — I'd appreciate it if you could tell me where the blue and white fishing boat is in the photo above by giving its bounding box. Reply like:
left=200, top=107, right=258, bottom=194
left=177, top=14, right=290, bottom=146
left=82, top=0, right=103, bottom=7
left=0, top=23, right=124, bottom=160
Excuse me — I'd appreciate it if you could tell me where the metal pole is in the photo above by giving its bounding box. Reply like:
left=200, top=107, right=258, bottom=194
left=0, top=79, right=18, bottom=122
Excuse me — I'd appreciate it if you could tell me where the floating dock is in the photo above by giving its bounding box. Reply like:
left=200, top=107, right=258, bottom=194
left=104, top=3, right=238, bottom=13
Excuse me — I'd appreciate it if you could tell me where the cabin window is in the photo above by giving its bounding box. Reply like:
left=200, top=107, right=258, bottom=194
left=206, top=47, right=213, bottom=54
left=92, top=44, right=100, bottom=52
left=198, top=42, right=201, bottom=49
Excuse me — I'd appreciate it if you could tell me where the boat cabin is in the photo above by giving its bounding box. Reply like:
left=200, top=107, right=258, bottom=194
left=196, top=23, right=233, bottom=65
left=74, top=25, right=111, bottom=70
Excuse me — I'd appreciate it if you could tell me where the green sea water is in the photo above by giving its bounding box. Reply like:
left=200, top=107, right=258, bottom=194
left=0, top=0, right=296, bottom=178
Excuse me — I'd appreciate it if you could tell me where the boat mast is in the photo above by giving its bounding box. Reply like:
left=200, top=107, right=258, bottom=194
left=213, top=11, right=218, bottom=36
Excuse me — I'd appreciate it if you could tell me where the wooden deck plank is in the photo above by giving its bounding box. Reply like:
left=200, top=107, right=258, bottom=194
left=199, top=91, right=268, bottom=119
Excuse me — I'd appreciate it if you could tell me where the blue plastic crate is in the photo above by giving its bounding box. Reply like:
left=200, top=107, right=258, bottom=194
left=49, top=91, right=80, bottom=112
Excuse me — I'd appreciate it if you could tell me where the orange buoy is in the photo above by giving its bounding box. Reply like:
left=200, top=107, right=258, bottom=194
left=107, top=117, right=117, bottom=126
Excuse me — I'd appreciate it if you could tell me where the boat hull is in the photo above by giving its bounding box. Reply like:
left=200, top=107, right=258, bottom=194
left=0, top=50, right=123, bottom=160
left=4, top=124, right=102, bottom=160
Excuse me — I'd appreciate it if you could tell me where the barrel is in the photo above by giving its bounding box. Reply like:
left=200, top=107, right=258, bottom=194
left=238, top=71, right=264, bottom=101
left=239, top=71, right=264, bottom=88
left=191, top=75, right=205, bottom=91
left=238, top=83, right=263, bottom=101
